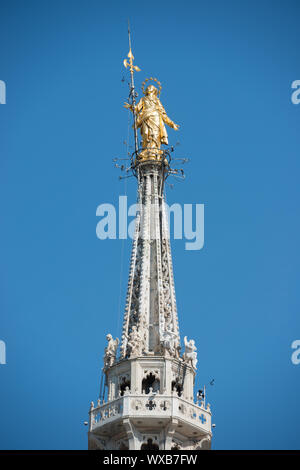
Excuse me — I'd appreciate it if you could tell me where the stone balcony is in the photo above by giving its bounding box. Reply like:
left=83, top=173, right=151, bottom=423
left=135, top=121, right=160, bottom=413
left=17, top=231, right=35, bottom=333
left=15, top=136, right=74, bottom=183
left=89, top=391, right=211, bottom=436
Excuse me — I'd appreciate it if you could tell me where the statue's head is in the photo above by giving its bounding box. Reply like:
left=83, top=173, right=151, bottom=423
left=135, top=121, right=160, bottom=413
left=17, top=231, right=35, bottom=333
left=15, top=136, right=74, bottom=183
left=142, top=77, right=162, bottom=97
left=146, top=85, right=158, bottom=96
left=106, top=334, right=112, bottom=341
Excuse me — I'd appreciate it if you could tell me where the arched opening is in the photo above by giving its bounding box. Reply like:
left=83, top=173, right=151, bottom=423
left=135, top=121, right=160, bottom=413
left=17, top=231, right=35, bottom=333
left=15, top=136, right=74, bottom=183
left=171, top=443, right=181, bottom=450
left=119, top=441, right=129, bottom=450
left=119, top=377, right=131, bottom=396
left=171, top=379, right=183, bottom=397
left=200, top=438, right=211, bottom=450
left=141, top=439, right=159, bottom=450
left=142, top=373, right=160, bottom=394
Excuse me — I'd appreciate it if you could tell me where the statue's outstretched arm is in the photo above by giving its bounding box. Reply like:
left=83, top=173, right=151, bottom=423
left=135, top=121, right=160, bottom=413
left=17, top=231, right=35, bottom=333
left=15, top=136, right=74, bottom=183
left=158, top=100, right=179, bottom=130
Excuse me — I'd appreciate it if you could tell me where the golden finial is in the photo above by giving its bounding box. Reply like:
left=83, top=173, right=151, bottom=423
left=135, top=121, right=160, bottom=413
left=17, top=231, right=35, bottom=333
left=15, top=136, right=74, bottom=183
left=123, top=21, right=141, bottom=74
left=123, top=50, right=141, bottom=73
left=122, top=22, right=179, bottom=162
left=123, top=21, right=141, bottom=154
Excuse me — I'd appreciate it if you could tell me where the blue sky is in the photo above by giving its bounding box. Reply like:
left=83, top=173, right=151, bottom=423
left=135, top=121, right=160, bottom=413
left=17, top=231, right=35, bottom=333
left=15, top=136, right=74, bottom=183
left=0, top=0, right=299, bottom=449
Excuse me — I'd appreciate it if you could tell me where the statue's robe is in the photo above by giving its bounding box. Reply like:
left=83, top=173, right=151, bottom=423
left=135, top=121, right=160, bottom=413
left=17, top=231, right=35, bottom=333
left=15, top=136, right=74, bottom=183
left=136, top=95, right=174, bottom=148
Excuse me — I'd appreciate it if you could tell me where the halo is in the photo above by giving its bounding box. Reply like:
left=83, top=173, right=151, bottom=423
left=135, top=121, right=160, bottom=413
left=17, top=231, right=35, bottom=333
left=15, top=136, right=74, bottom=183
left=142, top=77, right=162, bottom=96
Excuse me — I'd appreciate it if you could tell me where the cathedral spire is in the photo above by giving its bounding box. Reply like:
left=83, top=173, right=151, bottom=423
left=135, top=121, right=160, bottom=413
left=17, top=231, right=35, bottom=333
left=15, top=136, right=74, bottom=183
left=88, top=33, right=212, bottom=451
left=120, top=157, right=181, bottom=360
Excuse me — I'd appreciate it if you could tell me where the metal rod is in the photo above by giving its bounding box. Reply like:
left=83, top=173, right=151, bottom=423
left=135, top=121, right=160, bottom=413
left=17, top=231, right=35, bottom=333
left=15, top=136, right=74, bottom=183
left=127, top=20, right=139, bottom=155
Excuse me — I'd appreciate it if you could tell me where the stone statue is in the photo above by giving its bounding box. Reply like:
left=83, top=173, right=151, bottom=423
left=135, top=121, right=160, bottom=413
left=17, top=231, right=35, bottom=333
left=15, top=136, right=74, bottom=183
left=161, top=328, right=180, bottom=358
left=125, top=83, right=179, bottom=160
left=127, top=325, right=143, bottom=357
left=183, top=336, right=198, bottom=369
left=103, top=333, right=119, bottom=369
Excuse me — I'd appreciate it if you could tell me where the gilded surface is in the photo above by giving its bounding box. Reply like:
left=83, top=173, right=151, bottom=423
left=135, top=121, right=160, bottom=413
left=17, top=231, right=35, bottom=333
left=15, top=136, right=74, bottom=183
left=125, top=84, right=179, bottom=160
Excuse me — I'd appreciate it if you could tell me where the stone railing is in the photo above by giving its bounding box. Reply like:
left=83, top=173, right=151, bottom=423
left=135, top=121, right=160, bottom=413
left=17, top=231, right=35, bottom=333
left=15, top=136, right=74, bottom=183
left=89, top=397, right=123, bottom=431
left=89, top=392, right=211, bottom=432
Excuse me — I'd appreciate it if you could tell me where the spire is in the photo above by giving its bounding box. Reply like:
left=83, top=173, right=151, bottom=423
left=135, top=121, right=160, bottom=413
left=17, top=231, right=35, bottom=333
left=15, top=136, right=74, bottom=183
left=121, top=29, right=181, bottom=359
left=120, top=160, right=180, bottom=359
left=87, top=29, right=212, bottom=451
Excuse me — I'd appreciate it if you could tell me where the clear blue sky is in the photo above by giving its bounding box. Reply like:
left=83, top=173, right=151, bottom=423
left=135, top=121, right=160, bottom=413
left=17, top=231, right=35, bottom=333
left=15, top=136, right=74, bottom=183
left=0, top=0, right=299, bottom=450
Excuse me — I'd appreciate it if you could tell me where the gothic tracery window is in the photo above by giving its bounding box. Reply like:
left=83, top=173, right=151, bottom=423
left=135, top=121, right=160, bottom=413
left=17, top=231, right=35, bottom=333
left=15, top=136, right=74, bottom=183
left=142, top=372, right=160, bottom=394
left=119, top=376, right=130, bottom=396
left=171, top=379, right=183, bottom=397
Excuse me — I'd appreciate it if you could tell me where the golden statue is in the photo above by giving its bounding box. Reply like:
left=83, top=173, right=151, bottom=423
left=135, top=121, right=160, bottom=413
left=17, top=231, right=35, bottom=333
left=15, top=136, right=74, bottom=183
left=125, top=83, right=179, bottom=160
left=123, top=28, right=179, bottom=160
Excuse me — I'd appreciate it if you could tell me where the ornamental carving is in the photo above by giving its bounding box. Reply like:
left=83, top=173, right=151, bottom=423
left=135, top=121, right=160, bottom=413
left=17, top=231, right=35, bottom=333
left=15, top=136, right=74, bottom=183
left=183, top=336, right=198, bottom=369
left=103, top=334, right=119, bottom=369
left=131, top=399, right=143, bottom=411
left=143, top=369, right=160, bottom=380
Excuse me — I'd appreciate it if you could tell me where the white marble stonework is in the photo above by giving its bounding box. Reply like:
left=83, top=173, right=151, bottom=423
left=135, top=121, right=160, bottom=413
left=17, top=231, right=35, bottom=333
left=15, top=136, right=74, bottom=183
left=88, top=160, right=212, bottom=450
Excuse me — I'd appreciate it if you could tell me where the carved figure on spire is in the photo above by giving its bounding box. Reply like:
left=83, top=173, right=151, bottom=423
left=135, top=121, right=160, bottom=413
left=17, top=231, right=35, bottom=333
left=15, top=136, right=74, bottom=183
left=161, top=328, right=180, bottom=358
left=103, top=333, right=119, bottom=369
left=125, top=83, right=179, bottom=160
left=127, top=325, right=143, bottom=357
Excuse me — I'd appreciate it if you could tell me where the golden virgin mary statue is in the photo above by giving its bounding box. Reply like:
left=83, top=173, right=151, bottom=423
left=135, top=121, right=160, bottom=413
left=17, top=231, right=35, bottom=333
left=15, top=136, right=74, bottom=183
left=125, top=83, right=179, bottom=160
